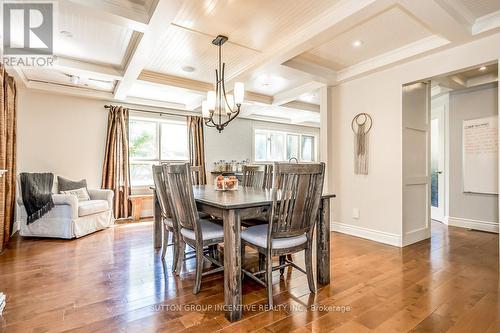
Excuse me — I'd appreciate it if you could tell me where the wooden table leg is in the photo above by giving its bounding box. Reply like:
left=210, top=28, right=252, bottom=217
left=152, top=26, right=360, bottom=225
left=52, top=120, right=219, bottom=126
left=153, top=190, right=162, bottom=249
left=223, top=209, right=242, bottom=322
left=317, top=197, right=330, bottom=285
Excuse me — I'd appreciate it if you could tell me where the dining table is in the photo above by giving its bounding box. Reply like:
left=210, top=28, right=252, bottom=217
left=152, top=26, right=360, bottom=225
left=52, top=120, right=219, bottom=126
left=152, top=185, right=335, bottom=322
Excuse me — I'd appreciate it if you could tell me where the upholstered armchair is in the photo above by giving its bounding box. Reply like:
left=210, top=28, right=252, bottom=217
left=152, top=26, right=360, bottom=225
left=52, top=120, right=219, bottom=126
left=16, top=177, right=115, bottom=239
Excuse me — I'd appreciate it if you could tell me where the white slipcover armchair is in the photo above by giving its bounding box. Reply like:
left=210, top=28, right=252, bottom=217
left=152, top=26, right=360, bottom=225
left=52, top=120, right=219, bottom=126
left=16, top=178, right=115, bottom=239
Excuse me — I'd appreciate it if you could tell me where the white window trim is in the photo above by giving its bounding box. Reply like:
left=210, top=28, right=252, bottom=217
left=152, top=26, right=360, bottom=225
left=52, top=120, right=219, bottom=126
left=251, top=126, right=319, bottom=163
left=129, top=113, right=189, bottom=190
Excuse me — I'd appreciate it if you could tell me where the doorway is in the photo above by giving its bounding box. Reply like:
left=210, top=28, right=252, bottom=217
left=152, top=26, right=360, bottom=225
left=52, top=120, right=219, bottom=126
left=431, top=99, right=445, bottom=222
left=402, top=62, right=499, bottom=247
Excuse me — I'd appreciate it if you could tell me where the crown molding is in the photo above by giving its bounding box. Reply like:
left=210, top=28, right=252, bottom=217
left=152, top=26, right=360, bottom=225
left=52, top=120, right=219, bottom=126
left=336, top=35, right=450, bottom=83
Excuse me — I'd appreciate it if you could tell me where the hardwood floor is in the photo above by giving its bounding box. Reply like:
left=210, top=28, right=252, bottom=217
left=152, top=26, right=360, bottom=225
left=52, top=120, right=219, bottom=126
left=0, top=221, right=498, bottom=332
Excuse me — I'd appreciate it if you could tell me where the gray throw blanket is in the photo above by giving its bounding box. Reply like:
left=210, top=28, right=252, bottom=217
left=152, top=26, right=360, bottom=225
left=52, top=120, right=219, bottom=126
left=20, top=173, right=55, bottom=224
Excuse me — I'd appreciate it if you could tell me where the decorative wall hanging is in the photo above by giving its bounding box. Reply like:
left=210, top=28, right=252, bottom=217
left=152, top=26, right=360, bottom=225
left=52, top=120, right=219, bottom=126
left=351, top=113, right=372, bottom=175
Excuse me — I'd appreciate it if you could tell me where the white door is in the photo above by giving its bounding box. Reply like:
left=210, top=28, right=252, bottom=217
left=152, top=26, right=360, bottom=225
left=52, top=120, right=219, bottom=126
left=402, top=82, right=431, bottom=246
left=431, top=106, right=445, bottom=222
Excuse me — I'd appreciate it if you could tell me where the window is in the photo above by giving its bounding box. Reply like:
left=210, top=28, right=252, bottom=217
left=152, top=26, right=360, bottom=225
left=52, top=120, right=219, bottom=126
left=254, top=129, right=317, bottom=162
left=129, top=116, right=188, bottom=186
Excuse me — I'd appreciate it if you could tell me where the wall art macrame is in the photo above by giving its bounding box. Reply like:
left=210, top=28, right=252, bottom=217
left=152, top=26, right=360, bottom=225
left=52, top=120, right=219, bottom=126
left=351, top=113, right=372, bottom=175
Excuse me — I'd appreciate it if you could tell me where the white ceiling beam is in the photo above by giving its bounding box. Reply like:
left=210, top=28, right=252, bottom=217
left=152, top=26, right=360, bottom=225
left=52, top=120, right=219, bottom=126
left=139, top=70, right=274, bottom=105
left=54, top=56, right=123, bottom=81
left=124, top=96, right=186, bottom=111
left=432, top=75, right=467, bottom=90
left=281, top=101, right=320, bottom=113
left=472, top=10, right=500, bottom=35
left=397, top=0, right=472, bottom=42
left=282, top=56, right=337, bottom=83
left=139, top=70, right=212, bottom=93
left=24, top=80, right=114, bottom=100
left=19, top=78, right=189, bottom=111
left=227, top=0, right=395, bottom=84
left=434, top=0, right=476, bottom=27
left=114, top=0, right=183, bottom=100
left=272, top=81, right=325, bottom=106
left=466, top=73, right=498, bottom=88
left=63, top=0, right=149, bottom=32
left=336, top=35, right=450, bottom=82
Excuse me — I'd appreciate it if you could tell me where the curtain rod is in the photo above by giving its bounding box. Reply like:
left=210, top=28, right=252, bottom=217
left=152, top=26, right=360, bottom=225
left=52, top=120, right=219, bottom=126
left=104, top=104, right=190, bottom=118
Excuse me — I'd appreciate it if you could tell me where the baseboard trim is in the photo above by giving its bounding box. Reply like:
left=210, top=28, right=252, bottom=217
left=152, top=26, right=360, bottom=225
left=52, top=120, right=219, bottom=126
left=447, top=216, right=499, bottom=233
left=331, top=222, right=401, bottom=247
left=11, top=220, right=20, bottom=236
left=402, top=227, right=431, bottom=247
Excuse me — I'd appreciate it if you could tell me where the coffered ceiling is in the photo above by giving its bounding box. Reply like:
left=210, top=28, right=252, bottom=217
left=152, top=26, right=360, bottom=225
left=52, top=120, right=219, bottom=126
left=458, top=0, right=500, bottom=19
left=305, top=6, right=433, bottom=70
left=9, top=0, right=500, bottom=127
left=57, top=2, right=134, bottom=67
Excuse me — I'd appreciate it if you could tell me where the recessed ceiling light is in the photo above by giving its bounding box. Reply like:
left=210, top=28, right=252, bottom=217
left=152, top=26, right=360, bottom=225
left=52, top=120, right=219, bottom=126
left=60, top=30, right=73, bottom=38
left=479, top=66, right=487, bottom=71
left=352, top=40, right=364, bottom=48
left=182, top=66, right=196, bottom=73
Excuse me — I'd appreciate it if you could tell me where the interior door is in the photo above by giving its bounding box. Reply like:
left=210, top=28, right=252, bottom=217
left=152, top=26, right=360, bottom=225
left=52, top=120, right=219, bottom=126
left=431, top=106, right=445, bottom=222
left=402, top=82, right=431, bottom=246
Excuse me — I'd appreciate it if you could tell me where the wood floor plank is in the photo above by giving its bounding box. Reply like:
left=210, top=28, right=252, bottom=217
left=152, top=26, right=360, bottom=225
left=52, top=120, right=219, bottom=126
left=0, top=221, right=497, bottom=333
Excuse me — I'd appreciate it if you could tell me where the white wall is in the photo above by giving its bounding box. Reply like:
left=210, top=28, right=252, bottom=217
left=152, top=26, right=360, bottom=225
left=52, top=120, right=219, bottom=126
left=204, top=118, right=319, bottom=181
left=17, top=89, right=319, bottom=217
left=17, top=89, right=108, bottom=188
left=448, top=83, right=499, bottom=226
left=331, top=32, right=500, bottom=246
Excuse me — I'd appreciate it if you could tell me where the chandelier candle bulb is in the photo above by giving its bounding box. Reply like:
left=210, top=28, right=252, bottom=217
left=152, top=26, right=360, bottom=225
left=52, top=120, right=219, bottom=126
left=234, top=82, right=244, bottom=105
left=207, top=91, right=216, bottom=110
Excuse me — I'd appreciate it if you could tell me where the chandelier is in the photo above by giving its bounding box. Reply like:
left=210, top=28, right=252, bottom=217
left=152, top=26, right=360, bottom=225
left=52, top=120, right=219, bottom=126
left=202, top=35, right=245, bottom=133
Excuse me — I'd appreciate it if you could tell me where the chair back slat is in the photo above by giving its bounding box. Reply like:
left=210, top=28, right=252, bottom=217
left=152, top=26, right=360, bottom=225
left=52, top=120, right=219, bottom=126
left=190, top=165, right=203, bottom=185
left=263, top=164, right=273, bottom=189
left=152, top=165, right=172, bottom=219
left=242, top=165, right=265, bottom=189
left=269, top=163, right=325, bottom=238
left=164, top=163, right=199, bottom=232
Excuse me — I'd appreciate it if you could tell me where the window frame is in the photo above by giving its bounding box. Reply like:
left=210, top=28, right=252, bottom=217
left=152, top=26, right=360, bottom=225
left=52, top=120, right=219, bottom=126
left=129, top=114, right=189, bottom=189
left=252, top=127, right=318, bottom=163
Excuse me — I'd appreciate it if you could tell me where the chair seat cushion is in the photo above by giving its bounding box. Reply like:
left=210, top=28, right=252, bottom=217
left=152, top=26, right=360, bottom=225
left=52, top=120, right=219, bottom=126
left=181, top=219, right=223, bottom=241
left=241, top=224, right=307, bottom=249
left=78, top=200, right=109, bottom=217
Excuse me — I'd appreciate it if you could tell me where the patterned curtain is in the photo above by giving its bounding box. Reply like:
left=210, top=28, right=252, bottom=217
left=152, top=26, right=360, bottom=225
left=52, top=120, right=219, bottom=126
left=101, top=106, right=130, bottom=219
left=0, top=64, right=17, bottom=253
left=187, top=116, right=207, bottom=185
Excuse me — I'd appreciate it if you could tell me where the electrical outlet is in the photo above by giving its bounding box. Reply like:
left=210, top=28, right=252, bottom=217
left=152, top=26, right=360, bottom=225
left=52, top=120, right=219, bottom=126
left=352, top=208, right=360, bottom=219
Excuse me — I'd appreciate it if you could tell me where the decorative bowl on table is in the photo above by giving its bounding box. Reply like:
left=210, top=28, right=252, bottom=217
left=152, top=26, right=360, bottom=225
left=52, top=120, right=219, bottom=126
left=215, top=175, right=238, bottom=191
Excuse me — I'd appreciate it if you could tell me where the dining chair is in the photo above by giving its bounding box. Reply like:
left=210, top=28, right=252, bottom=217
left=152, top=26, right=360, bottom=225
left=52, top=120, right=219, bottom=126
left=241, top=165, right=270, bottom=229
left=242, top=165, right=266, bottom=188
left=164, top=163, right=224, bottom=294
left=242, top=164, right=273, bottom=189
left=190, top=165, right=203, bottom=185
left=241, top=162, right=325, bottom=306
left=263, top=164, right=273, bottom=189
left=152, top=165, right=179, bottom=272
